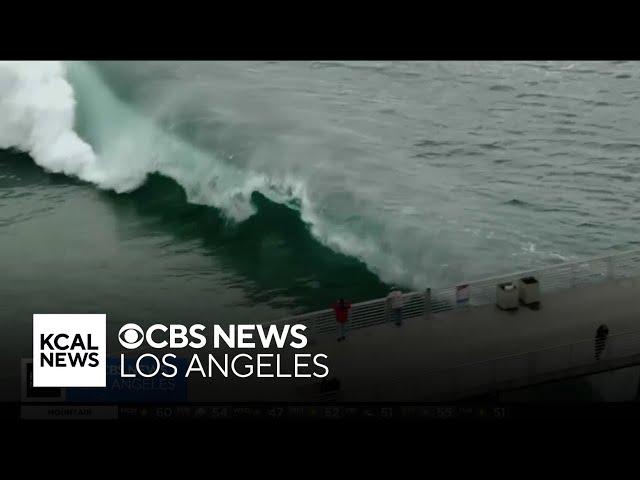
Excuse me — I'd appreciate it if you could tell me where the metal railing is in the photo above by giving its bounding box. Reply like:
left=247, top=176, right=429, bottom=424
left=270, top=247, right=640, bottom=339
left=382, top=327, right=640, bottom=400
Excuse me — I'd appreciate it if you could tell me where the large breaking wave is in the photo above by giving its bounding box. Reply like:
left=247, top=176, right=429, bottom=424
left=0, top=61, right=412, bottom=288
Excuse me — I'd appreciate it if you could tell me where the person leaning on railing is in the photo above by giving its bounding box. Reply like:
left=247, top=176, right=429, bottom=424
left=332, top=298, right=351, bottom=342
left=387, top=289, right=403, bottom=326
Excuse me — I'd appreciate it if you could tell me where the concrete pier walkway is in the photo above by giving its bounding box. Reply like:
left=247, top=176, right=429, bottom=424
left=315, top=275, right=640, bottom=401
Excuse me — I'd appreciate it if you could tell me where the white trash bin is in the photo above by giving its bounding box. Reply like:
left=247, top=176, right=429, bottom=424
left=496, top=282, right=519, bottom=310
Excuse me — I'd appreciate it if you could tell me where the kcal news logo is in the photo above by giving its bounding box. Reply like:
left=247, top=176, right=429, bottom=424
left=33, top=314, right=106, bottom=387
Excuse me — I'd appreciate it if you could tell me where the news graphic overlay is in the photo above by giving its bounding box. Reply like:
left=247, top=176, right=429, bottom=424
left=115, top=323, right=329, bottom=380
left=33, top=314, right=106, bottom=387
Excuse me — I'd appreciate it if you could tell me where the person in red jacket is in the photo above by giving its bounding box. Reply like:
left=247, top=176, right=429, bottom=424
left=332, top=298, right=351, bottom=342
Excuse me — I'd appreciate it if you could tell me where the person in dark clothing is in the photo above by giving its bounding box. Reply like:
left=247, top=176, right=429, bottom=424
left=332, top=298, right=351, bottom=342
left=595, top=324, right=609, bottom=360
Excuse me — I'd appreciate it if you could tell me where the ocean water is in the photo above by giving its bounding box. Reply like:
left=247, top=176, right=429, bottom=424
left=2, top=60, right=640, bottom=334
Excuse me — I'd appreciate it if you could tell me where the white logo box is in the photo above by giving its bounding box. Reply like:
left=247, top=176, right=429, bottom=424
left=33, top=314, right=106, bottom=387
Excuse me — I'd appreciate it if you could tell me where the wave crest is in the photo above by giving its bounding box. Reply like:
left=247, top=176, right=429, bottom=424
left=0, top=61, right=97, bottom=179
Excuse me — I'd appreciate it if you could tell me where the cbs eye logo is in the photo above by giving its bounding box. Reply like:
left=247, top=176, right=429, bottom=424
left=118, top=323, right=144, bottom=349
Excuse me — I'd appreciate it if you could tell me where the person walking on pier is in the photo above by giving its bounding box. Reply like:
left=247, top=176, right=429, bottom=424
left=387, top=289, right=404, bottom=326
left=332, top=298, right=351, bottom=342
left=595, top=324, right=610, bottom=361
